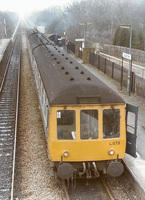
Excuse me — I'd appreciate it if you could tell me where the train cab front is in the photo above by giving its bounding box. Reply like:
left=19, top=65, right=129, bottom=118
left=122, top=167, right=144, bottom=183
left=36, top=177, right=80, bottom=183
left=48, top=104, right=126, bottom=180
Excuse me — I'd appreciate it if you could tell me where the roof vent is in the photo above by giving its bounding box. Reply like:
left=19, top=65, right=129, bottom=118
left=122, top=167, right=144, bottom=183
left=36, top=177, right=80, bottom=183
left=87, top=77, right=91, bottom=81
left=62, top=54, right=64, bottom=56
left=57, top=62, right=60, bottom=64
left=61, top=67, right=65, bottom=70
left=70, top=61, right=73, bottom=64
left=65, top=57, right=68, bottom=60
left=80, top=71, right=84, bottom=74
left=70, top=77, right=74, bottom=81
left=65, top=71, right=69, bottom=75
left=75, top=66, right=79, bottom=69
left=51, top=54, right=54, bottom=56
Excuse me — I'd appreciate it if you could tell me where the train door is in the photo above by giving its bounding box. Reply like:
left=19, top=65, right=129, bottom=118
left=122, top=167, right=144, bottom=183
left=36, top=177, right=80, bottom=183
left=126, top=103, right=138, bottom=158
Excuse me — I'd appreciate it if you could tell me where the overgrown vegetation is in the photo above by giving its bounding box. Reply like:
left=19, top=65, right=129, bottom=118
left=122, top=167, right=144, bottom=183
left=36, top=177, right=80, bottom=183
left=113, top=27, right=144, bottom=50
left=27, top=0, right=145, bottom=50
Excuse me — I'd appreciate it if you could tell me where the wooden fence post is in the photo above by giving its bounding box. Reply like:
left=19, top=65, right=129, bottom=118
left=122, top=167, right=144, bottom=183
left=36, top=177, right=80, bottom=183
left=104, top=58, right=106, bottom=74
left=121, top=57, right=123, bottom=90
left=98, top=55, right=100, bottom=70
left=112, top=62, right=114, bottom=78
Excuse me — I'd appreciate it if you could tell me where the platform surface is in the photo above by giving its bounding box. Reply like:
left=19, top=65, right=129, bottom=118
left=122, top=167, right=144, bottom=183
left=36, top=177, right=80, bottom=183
left=0, top=39, right=10, bottom=62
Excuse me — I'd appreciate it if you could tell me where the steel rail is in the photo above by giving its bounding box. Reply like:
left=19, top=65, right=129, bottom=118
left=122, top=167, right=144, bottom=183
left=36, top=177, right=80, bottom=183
left=117, top=176, right=135, bottom=200
left=62, top=180, right=70, bottom=200
left=0, top=20, right=20, bottom=93
left=10, top=42, right=21, bottom=200
left=11, top=19, right=21, bottom=42
left=100, top=177, right=115, bottom=200
left=101, top=175, right=135, bottom=200
left=0, top=42, right=15, bottom=92
left=0, top=28, right=21, bottom=200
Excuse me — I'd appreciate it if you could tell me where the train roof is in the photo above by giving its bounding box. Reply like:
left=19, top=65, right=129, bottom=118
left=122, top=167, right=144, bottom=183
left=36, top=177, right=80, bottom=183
left=28, top=31, right=125, bottom=105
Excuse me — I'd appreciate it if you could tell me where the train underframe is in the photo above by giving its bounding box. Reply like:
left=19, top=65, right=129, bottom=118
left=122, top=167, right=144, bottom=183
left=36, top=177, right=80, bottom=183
left=49, top=159, right=124, bottom=186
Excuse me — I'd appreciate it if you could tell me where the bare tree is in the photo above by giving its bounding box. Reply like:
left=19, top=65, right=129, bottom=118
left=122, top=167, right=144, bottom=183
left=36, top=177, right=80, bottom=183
left=27, top=0, right=145, bottom=47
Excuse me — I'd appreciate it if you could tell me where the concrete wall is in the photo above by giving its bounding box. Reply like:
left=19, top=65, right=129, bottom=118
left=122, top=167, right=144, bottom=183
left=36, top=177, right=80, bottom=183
left=135, top=76, right=145, bottom=99
left=101, top=44, right=145, bottom=64
left=75, top=42, right=82, bottom=58
left=82, top=48, right=95, bottom=64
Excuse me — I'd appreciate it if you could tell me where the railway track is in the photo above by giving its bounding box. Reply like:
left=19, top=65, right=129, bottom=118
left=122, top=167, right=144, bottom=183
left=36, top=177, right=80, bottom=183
left=0, top=28, right=21, bottom=200
left=101, top=175, right=137, bottom=200
left=65, top=170, right=140, bottom=199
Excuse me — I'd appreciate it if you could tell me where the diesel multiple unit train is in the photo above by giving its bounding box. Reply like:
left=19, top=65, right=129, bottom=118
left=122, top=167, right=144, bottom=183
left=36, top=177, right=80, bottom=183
left=27, top=29, right=138, bottom=182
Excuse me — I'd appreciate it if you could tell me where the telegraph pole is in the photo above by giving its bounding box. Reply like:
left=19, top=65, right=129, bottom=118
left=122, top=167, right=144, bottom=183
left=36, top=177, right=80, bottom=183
left=4, top=19, right=7, bottom=37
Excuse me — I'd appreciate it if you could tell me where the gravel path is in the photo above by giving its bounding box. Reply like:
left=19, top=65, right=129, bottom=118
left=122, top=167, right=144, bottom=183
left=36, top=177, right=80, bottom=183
left=14, top=32, right=66, bottom=200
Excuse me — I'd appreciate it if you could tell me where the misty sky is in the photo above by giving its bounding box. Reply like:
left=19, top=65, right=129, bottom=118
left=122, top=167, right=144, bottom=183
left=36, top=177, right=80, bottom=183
left=0, top=0, right=75, bottom=17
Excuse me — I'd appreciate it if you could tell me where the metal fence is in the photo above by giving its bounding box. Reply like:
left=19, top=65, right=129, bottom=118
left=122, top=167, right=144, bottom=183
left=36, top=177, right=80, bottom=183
left=101, top=43, right=145, bottom=64
left=68, top=41, right=145, bottom=98
left=89, top=52, right=135, bottom=94
left=70, top=42, right=75, bottom=54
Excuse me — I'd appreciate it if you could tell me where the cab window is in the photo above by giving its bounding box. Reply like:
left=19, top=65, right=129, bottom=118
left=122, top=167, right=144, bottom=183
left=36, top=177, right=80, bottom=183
left=103, top=109, right=120, bottom=138
left=80, top=110, right=98, bottom=140
left=57, top=110, right=76, bottom=140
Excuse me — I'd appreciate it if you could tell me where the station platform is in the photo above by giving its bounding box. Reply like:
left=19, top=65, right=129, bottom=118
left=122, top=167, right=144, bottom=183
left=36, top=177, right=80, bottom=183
left=69, top=51, right=145, bottom=198
left=0, top=39, right=10, bottom=62
left=124, top=154, right=145, bottom=199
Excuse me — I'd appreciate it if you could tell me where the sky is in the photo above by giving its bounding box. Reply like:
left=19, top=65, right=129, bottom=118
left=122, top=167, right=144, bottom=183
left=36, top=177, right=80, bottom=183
left=0, top=0, right=74, bottom=17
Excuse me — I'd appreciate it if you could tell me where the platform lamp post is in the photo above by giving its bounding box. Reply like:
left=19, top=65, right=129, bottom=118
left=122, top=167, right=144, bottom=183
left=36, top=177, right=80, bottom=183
left=79, top=23, right=86, bottom=48
left=0, top=21, right=3, bottom=38
left=4, top=19, right=7, bottom=37
left=79, top=22, right=92, bottom=48
left=120, top=25, right=132, bottom=93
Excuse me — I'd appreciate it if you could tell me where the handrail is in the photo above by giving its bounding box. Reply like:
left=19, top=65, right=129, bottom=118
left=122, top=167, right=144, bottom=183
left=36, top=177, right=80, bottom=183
left=99, top=52, right=145, bottom=78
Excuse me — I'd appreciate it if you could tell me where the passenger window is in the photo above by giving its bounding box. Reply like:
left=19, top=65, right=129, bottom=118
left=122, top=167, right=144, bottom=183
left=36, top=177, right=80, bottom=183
left=57, top=110, right=76, bottom=140
left=80, top=110, right=98, bottom=140
left=103, top=109, right=120, bottom=138
left=126, top=112, right=136, bottom=134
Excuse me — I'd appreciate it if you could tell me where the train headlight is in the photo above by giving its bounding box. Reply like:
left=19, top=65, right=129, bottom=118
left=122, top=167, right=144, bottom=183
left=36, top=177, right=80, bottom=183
left=63, top=150, right=69, bottom=157
left=108, top=148, right=115, bottom=156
